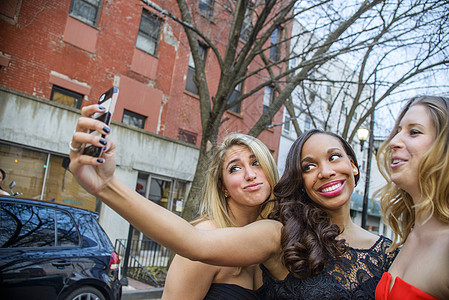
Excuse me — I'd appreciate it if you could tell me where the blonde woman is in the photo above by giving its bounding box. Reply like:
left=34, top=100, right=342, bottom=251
left=375, top=96, right=449, bottom=300
left=163, top=133, right=279, bottom=299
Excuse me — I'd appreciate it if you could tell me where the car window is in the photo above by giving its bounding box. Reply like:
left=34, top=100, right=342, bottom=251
left=0, top=202, right=80, bottom=248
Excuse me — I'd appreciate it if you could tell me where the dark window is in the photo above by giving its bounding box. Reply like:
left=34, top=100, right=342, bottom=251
left=241, top=6, right=253, bottom=41
left=136, top=10, right=162, bottom=56
left=269, top=27, right=282, bottom=61
left=0, top=203, right=79, bottom=248
left=69, top=0, right=102, bottom=27
left=228, top=82, right=243, bottom=114
left=178, top=129, right=197, bottom=145
left=50, top=85, right=83, bottom=109
left=122, top=109, right=146, bottom=129
left=198, top=0, right=214, bottom=18
left=185, top=44, right=207, bottom=95
left=283, top=112, right=291, bottom=134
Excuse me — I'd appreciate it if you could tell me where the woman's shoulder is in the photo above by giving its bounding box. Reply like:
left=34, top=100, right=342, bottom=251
left=194, top=219, right=219, bottom=230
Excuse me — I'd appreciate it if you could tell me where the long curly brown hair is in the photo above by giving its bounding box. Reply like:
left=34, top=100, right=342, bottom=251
left=273, top=129, right=360, bottom=278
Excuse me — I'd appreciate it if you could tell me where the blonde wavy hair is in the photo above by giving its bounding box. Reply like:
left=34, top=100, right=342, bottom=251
left=376, top=96, right=449, bottom=251
left=194, top=133, right=279, bottom=228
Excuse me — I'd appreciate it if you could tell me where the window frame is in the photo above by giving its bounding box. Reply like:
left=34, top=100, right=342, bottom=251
left=50, top=85, right=83, bottom=109
left=135, top=9, right=163, bottom=57
left=185, top=44, right=208, bottom=95
left=241, top=4, right=254, bottom=41
left=198, top=0, right=214, bottom=18
left=269, top=27, right=282, bottom=61
left=283, top=111, right=291, bottom=134
left=69, top=0, right=102, bottom=27
left=228, top=81, right=243, bottom=114
left=122, top=109, right=147, bottom=129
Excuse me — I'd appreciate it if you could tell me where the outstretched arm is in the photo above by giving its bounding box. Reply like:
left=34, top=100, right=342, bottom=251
left=98, top=176, right=281, bottom=266
left=69, top=105, right=282, bottom=267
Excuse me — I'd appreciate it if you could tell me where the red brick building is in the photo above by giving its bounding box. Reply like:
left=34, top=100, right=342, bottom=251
left=0, top=0, right=283, bottom=153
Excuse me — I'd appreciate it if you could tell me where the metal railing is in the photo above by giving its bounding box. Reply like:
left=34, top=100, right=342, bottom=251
left=115, top=238, right=171, bottom=287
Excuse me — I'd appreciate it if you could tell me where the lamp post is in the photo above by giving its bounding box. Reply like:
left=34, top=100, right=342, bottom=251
left=357, top=128, right=369, bottom=151
left=357, top=118, right=375, bottom=230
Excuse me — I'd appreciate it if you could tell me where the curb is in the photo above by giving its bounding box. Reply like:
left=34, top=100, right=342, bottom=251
left=122, top=287, right=164, bottom=300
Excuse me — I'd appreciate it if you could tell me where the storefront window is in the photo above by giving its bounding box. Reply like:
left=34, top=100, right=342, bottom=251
left=0, top=143, right=97, bottom=211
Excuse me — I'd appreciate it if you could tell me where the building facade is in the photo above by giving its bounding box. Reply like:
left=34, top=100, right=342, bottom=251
left=0, top=0, right=284, bottom=242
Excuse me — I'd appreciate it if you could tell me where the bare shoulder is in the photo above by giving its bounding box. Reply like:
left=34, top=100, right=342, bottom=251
left=194, top=220, right=218, bottom=230
left=246, top=219, right=283, bottom=234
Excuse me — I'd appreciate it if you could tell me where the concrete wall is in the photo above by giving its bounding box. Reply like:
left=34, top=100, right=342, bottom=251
left=0, top=86, right=199, bottom=242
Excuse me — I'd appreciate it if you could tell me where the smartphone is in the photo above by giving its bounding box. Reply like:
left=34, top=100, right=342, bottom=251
left=83, top=87, right=119, bottom=157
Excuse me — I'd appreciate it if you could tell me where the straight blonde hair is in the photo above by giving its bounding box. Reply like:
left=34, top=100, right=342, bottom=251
left=195, top=133, right=279, bottom=228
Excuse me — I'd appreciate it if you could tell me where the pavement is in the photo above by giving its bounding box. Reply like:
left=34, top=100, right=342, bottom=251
left=122, top=278, right=164, bottom=300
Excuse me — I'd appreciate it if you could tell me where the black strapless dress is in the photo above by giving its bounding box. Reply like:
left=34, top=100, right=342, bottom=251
left=203, top=283, right=260, bottom=300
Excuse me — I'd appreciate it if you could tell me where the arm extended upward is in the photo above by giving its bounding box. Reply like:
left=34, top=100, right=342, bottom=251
left=99, top=176, right=282, bottom=267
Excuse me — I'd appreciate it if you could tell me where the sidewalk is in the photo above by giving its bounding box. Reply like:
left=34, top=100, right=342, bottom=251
left=122, top=278, right=164, bottom=300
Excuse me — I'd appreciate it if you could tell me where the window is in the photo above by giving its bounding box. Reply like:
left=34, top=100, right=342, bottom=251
left=50, top=85, right=83, bottom=109
left=263, top=86, right=275, bottom=114
left=185, top=44, right=207, bottom=95
left=228, top=82, right=243, bottom=114
left=178, top=129, right=197, bottom=145
left=69, top=0, right=102, bottom=27
left=241, top=6, right=253, bottom=41
left=136, top=10, right=162, bottom=56
left=305, top=116, right=311, bottom=130
left=283, top=111, right=291, bottom=134
left=198, top=0, right=214, bottom=18
left=269, top=27, right=282, bottom=61
left=122, top=109, right=146, bottom=129
left=136, top=172, right=188, bottom=216
left=290, top=57, right=297, bottom=70
left=0, top=143, right=98, bottom=211
left=0, top=203, right=79, bottom=248
left=263, top=86, right=275, bottom=125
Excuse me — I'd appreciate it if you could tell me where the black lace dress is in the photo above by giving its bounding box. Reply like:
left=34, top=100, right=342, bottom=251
left=257, top=236, right=399, bottom=300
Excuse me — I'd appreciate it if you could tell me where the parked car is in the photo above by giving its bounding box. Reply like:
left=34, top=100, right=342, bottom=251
left=0, top=196, right=122, bottom=300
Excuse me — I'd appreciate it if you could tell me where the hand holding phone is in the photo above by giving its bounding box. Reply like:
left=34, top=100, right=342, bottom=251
left=83, top=87, right=119, bottom=157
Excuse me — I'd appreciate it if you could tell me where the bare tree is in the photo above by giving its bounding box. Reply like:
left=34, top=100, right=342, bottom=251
left=287, top=0, right=449, bottom=144
left=143, top=0, right=448, bottom=220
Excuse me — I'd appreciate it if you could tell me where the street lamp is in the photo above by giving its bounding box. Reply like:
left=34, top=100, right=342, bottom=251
left=357, top=124, right=374, bottom=230
left=357, top=128, right=369, bottom=151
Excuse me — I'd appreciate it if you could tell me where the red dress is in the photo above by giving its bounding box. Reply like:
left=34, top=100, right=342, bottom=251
left=375, top=272, right=438, bottom=300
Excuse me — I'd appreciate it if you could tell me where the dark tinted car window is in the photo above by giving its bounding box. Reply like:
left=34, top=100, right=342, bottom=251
left=0, top=202, right=79, bottom=248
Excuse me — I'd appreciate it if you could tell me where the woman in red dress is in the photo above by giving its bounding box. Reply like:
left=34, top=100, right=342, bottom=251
left=375, top=96, right=449, bottom=300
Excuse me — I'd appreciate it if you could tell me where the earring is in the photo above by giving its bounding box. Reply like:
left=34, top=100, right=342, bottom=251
left=353, top=168, right=358, bottom=174
left=224, top=191, right=229, bottom=198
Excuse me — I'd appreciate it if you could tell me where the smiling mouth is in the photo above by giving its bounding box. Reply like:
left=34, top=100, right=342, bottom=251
left=391, top=158, right=406, bottom=167
left=319, top=182, right=342, bottom=193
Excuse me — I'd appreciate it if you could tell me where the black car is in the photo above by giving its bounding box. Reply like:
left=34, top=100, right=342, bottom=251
left=0, top=196, right=122, bottom=300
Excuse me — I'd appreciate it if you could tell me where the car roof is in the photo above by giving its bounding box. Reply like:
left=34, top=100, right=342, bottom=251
left=0, top=195, right=99, bottom=218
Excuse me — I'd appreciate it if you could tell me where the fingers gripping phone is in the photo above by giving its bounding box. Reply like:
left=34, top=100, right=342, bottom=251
left=83, top=87, right=119, bottom=157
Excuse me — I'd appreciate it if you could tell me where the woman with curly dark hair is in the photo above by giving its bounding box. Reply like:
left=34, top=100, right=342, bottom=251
left=257, top=129, right=398, bottom=298
left=69, top=104, right=397, bottom=299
